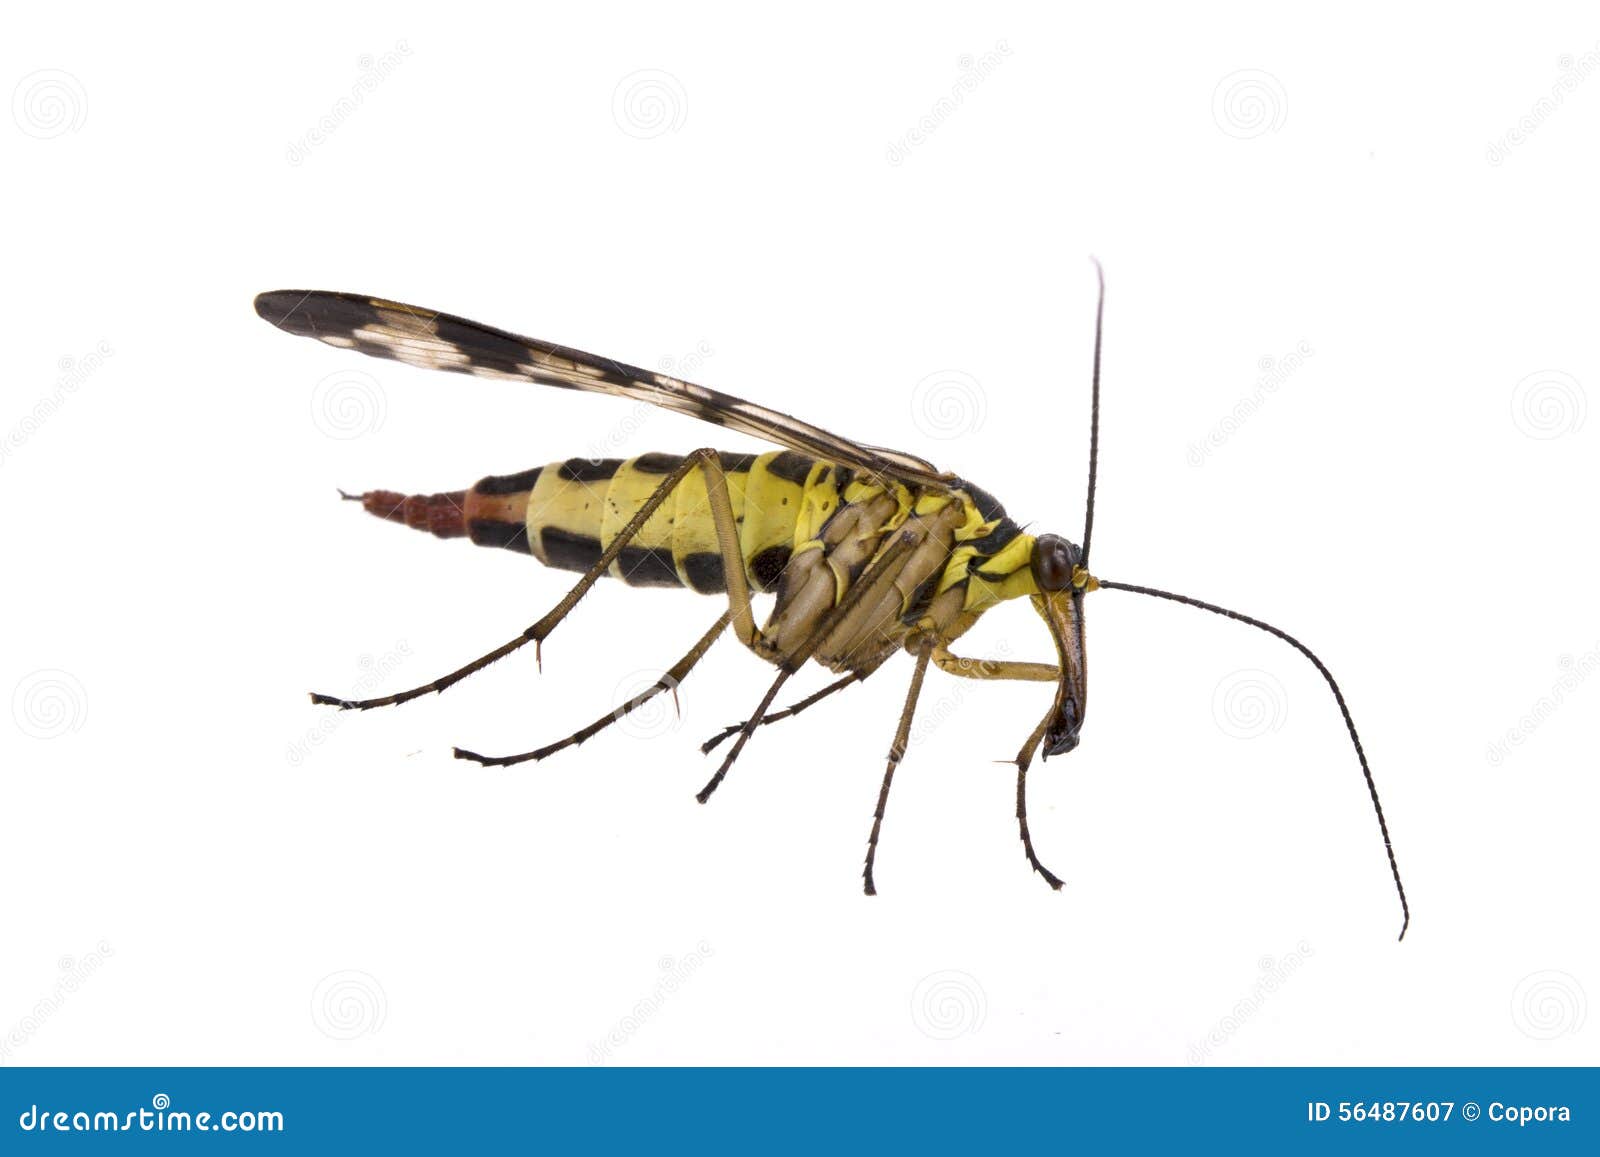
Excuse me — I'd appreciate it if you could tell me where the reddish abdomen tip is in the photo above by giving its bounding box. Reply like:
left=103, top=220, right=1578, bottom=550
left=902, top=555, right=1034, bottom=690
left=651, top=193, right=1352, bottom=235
left=356, top=490, right=469, bottom=538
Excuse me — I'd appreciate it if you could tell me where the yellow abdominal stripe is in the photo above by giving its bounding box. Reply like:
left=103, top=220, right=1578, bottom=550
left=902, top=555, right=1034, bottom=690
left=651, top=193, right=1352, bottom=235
left=522, top=451, right=817, bottom=584
left=731, top=452, right=821, bottom=569
left=596, top=459, right=724, bottom=577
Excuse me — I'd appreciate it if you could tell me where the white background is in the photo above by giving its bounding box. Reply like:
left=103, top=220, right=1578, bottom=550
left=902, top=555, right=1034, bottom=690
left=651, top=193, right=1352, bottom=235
left=3, top=2, right=1596, bottom=1067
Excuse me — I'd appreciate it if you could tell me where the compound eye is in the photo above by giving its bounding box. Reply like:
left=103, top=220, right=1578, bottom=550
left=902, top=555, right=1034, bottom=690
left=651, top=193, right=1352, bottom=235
left=1031, top=534, right=1080, bottom=591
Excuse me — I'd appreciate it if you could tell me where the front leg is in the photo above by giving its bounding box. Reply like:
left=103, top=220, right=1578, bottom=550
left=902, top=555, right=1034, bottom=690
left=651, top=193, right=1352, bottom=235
left=1011, top=707, right=1064, bottom=890
left=931, top=644, right=1058, bottom=683
left=930, top=643, right=1064, bottom=889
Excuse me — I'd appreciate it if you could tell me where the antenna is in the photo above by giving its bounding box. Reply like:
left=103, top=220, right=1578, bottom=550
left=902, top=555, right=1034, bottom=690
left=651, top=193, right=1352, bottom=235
left=1097, top=579, right=1411, bottom=941
left=1081, top=257, right=1106, bottom=565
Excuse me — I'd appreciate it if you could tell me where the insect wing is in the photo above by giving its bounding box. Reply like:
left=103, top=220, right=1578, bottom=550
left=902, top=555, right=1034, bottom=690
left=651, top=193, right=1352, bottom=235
left=255, top=290, right=952, bottom=490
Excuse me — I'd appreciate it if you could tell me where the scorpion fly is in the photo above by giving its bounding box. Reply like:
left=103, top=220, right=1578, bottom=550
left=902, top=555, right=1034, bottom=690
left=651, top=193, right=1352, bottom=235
left=256, top=264, right=1409, bottom=938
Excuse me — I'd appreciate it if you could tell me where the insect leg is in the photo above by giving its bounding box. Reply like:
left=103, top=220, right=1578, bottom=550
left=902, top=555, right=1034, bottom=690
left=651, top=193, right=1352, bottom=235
left=454, top=612, right=730, bottom=767
left=930, top=645, right=1058, bottom=682
left=1011, top=707, right=1065, bottom=890
left=699, top=665, right=881, bottom=754
left=694, top=530, right=919, bottom=803
left=929, top=644, right=1065, bottom=888
left=862, top=642, right=934, bottom=896
left=689, top=449, right=762, bottom=653
left=309, top=449, right=758, bottom=711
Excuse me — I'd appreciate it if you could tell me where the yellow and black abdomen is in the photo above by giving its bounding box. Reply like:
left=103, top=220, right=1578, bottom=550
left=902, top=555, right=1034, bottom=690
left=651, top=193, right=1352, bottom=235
left=395, top=449, right=845, bottom=595
left=349, top=454, right=1041, bottom=626
left=522, top=451, right=781, bottom=592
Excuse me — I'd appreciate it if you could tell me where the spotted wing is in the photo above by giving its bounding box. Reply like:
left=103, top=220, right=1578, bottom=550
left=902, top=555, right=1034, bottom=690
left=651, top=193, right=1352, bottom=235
left=255, top=290, right=953, bottom=491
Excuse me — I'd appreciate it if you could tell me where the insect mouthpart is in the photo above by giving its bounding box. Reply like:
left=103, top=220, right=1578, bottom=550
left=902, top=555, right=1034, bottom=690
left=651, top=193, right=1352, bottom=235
left=1031, top=586, right=1089, bottom=763
left=1043, top=703, right=1081, bottom=759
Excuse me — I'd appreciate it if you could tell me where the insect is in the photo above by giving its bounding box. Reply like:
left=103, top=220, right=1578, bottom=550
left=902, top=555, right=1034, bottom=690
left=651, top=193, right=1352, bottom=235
left=256, top=265, right=1409, bottom=937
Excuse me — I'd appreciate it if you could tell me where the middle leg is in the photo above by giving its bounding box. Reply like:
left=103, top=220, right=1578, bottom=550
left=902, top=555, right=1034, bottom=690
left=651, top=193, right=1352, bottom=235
left=454, top=612, right=730, bottom=767
left=862, top=641, right=934, bottom=896
left=698, top=664, right=884, bottom=755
